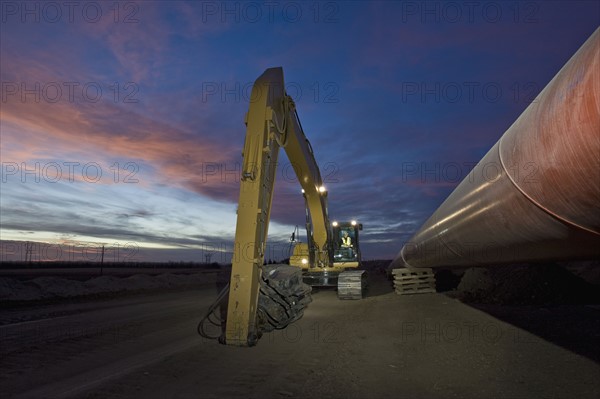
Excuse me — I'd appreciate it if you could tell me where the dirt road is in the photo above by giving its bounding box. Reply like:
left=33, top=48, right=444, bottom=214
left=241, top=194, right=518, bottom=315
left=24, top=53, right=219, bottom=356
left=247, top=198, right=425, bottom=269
left=1, top=273, right=598, bottom=398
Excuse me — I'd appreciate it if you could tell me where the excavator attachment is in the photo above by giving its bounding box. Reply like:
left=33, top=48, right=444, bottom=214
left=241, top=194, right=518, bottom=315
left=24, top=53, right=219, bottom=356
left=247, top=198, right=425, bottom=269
left=257, top=264, right=313, bottom=332
left=198, top=264, right=311, bottom=346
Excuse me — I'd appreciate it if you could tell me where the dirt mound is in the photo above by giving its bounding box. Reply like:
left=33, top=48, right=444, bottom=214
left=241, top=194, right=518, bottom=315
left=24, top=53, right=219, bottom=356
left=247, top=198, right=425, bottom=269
left=124, top=274, right=164, bottom=290
left=30, top=277, right=87, bottom=298
left=155, top=273, right=189, bottom=287
left=84, top=275, right=130, bottom=294
left=0, top=278, right=44, bottom=301
left=0, top=272, right=216, bottom=303
left=456, top=263, right=599, bottom=305
left=559, top=260, right=600, bottom=286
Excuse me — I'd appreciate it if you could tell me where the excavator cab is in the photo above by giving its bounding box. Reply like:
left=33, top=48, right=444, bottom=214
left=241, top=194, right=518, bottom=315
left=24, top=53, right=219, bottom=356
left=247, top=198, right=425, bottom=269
left=289, top=219, right=365, bottom=295
left=289, top=220, right=363, bottom=272
left=332, top=221, right=362, bottom=265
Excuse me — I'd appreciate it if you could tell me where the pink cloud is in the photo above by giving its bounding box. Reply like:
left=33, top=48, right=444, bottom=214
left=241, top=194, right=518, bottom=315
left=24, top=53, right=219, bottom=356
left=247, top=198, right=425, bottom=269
left=1, top=86, right=240, bottom=197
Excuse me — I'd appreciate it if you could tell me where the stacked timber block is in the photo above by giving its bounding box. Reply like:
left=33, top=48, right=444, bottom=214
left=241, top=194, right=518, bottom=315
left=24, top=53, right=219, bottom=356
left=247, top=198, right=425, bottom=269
left=392, top=267, right=436, bottom=295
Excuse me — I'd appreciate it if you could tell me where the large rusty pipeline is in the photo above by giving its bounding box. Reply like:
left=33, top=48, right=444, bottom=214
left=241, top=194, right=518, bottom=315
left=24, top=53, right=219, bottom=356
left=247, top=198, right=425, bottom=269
left=391, top=28, right=600, bottom=269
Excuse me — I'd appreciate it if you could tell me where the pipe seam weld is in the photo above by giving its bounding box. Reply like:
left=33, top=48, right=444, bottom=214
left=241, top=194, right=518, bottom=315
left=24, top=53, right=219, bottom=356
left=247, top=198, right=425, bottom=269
left=498, top=135, right=600, bottom=237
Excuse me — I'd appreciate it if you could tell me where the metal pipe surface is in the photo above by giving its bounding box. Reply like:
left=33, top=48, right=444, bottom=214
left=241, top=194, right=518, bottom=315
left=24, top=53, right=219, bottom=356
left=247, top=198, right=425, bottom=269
left=392, top=28, right=600, bottom=269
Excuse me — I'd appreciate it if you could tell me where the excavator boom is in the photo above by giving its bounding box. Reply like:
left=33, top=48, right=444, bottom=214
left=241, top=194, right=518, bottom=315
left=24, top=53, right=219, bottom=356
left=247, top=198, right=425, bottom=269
left=225, top=68, right=331, bottom=346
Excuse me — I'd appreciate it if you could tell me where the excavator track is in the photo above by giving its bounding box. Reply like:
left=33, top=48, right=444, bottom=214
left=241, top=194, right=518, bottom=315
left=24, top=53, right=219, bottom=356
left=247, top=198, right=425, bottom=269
left=337, top=270, right=367, bottom=300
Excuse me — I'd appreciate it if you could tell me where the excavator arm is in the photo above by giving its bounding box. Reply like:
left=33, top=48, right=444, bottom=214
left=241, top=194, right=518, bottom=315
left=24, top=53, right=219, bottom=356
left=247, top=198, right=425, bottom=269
left=279, top=93, right=332, bottom=268
left=224, top=67, right=330, bottom=346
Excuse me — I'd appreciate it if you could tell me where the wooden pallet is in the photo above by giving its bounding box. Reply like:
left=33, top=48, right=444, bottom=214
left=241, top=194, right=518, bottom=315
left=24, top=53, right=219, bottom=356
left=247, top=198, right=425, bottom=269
left=392, top=267, right=436, bottom=295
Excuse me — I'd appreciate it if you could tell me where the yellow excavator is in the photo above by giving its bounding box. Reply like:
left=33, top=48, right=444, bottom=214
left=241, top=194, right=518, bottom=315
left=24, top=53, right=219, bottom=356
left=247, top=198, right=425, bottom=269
left=290, top=219, right=365, bottom=292
left=197, top=67, right=367, bottom=346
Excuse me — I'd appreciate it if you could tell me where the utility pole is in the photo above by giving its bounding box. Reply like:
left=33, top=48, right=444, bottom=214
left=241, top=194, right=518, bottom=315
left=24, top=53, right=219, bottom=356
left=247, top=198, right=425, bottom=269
left=25, top=242, right=33, bottom=263
left=100, top=244, right=105, bottom=276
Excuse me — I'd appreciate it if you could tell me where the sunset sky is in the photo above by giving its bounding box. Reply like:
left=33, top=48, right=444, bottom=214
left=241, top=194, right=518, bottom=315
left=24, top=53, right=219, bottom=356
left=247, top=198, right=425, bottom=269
left=1, top=1, right=598, bottom=263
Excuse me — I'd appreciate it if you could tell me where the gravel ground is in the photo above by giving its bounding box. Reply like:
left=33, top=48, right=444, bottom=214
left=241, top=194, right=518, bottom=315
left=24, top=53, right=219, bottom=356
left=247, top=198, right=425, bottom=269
left=1, top=271, right=598, bottom=399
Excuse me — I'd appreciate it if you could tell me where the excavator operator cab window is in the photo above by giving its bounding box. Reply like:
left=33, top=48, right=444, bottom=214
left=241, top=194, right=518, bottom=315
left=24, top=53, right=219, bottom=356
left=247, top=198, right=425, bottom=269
left=333, top=225, right=358, bottom=262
